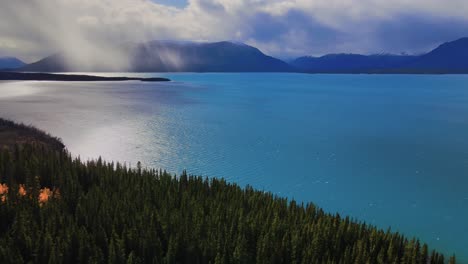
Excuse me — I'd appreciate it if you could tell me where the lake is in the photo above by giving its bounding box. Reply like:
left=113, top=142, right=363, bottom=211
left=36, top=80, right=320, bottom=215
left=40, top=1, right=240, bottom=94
left=0, top=73, right=467, bottom=261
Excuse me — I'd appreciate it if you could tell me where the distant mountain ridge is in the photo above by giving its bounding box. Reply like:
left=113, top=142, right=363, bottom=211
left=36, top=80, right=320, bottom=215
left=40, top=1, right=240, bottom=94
left=292, top=37, right=468, bottom=73
left=15, top=37, right=468, bottom=73
left=291, top=54, right=417, bottom=73
left=0, top=57, right=25, bottom=69
left=19, top=41, right=293, bottom=73
left=20, top=54, right=67, bottom=72
left=129, top=40, right=293, bottom=72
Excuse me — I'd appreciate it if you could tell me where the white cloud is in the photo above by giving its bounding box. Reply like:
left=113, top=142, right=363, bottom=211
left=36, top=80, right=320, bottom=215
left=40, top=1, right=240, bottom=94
left=0, top=0, right=467, bottom=63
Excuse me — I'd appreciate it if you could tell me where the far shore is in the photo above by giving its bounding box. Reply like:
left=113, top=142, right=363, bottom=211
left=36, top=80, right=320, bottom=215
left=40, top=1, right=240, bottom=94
left=0, top=71, right=170, bottom=82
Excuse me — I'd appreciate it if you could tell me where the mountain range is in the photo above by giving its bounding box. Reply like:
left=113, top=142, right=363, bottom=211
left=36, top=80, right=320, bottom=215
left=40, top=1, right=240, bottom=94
left=292, top=37, right=468, bottom=73
left=290, top=54, right=418, bottom=73
left=9, top=37, right=468, bottom=73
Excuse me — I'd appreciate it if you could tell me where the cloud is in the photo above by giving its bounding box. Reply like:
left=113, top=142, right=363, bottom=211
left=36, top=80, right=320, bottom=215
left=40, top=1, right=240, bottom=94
left=0, top=0, right=467, bottom=63
left=373, top=14, right=468, bottom=54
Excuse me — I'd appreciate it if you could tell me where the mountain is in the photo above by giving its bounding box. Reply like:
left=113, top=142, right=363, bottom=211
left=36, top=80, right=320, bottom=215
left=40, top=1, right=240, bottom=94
left=129, top=41, right=293, bottom=72
left=291, top=54, right=416, bottom=73
left=0, top=57, right=25, bottom=69
left=401, top=37, right=468, bottom=72
left=19, top=53, right=67, bottom=72
left=292, top=37, right=468, bottom=73
left=19, top=41, right=293, bottom=72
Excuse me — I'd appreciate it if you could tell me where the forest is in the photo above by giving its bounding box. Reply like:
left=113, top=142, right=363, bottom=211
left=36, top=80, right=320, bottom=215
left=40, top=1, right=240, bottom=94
left=0, top=119, right=456, bottom=264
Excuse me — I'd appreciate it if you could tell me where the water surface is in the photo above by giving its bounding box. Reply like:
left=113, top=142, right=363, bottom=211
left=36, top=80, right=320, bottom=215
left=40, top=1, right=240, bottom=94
left=1, top=73, right=467, bottom=260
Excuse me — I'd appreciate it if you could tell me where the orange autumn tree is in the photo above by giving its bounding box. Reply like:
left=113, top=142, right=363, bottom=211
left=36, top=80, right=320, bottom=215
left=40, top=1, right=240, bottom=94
left=0, top=183, right=58, bottom=205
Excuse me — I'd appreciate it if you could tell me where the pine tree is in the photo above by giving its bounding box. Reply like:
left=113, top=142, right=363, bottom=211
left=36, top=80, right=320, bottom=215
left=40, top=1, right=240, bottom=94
left=420, top=244, right=428, bottom=264
left=449, top=255, right=456, bottom=264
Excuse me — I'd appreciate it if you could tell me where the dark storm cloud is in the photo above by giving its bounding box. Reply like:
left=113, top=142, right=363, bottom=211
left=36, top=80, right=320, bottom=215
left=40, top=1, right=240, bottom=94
left=373, top=14, right=468, bottom=54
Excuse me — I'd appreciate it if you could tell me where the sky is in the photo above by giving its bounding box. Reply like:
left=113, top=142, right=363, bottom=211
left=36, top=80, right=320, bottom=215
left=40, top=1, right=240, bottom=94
left=152, top=0, right=188, bottom=8
left=1, top=0, right=468, bottom=63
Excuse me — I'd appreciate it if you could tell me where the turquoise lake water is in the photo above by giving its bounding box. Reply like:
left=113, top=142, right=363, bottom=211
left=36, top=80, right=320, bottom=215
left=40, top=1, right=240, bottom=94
left=0, top=73, right=467, bottom=260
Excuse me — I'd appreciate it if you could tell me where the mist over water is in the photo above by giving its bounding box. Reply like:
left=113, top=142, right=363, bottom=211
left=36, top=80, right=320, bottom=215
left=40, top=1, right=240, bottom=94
left=1, top=1, right=155, bottom=70
left=0, top=73, right=467, bottom=261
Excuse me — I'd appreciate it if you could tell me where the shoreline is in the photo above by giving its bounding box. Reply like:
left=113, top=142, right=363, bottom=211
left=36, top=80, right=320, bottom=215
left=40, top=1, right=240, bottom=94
left=0, top=71, right=170, bottom=82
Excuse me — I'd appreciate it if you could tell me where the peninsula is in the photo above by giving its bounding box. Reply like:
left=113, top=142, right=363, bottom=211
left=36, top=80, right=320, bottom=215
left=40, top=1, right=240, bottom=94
left=0, top=71, right=170, bottom=82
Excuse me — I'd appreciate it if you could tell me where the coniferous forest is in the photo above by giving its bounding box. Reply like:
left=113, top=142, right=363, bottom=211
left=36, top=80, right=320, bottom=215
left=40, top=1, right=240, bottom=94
left=0, top=119, right=456, bottom=264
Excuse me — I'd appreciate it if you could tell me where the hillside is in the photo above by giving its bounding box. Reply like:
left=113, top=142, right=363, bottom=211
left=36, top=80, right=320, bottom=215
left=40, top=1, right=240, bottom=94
left=0, top=118, right=64, bottom=151
left=0, top=119, right=455, bottom=263
left=19, top=41, right=293, bottom=73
